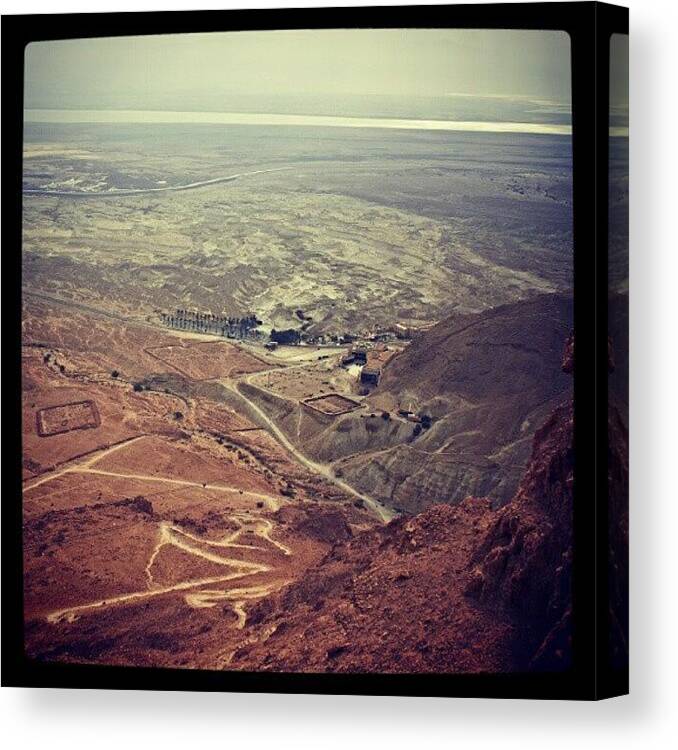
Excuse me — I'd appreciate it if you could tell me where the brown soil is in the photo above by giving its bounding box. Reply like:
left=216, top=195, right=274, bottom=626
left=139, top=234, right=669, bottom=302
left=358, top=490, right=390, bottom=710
left=229, top=500, right=517, bottom=673
left=146, top=340, right=269, bottom=380
left=22, top=358, right=186, bottom=480
left=36, top=399, right=100, bottom=436
left=21, top=297, right=579, bottom=676
left=229, top=390, right=574, bottom=674
left=21, top=300, right=377, bottom=669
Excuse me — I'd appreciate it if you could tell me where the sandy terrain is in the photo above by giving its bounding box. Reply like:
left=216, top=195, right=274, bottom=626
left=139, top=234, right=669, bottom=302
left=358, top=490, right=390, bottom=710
left=21, top=300, right=379, bottom=668
left=146, top=341, right=270, bottom=380
left=247, top=356, right=359, bottom=401
left=22, top=124, right=570, bottom=338
left=19, top=121, right=574, bottom=672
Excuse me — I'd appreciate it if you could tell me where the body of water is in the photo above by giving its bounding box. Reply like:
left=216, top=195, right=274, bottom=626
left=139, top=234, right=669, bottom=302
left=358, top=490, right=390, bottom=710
left=24, top=109, right=572, bottom=136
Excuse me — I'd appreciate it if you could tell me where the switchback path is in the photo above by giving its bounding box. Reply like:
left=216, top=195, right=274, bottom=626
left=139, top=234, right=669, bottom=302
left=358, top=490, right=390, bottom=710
left=46, top=514, right=289, bottom=626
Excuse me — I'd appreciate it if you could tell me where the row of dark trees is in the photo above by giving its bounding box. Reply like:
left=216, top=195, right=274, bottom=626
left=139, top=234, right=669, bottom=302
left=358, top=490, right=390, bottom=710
left=169, top=310, right=261, bottom=326
left=160, top=310, right=262, bottom=339
left=270, top=328, right=301, bottom=345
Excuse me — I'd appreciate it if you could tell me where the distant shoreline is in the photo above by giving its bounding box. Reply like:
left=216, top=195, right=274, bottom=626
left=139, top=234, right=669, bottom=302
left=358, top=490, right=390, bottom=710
left=24, top=108, right=572, bottom=136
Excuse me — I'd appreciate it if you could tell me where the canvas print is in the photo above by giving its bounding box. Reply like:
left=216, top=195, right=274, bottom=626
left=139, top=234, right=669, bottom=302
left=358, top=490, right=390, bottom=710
left=21, top=29, right=576, bottom=674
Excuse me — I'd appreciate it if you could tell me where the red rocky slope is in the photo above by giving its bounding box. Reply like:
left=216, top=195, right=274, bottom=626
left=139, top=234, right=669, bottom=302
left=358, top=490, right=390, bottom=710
left=231, top=339, right=578, bottom=673
left=232, top=498, right=514, bottom=673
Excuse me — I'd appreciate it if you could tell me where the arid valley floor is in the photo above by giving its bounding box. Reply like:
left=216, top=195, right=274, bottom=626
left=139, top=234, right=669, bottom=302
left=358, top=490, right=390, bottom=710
left=21, top=122, right=587, bottom=672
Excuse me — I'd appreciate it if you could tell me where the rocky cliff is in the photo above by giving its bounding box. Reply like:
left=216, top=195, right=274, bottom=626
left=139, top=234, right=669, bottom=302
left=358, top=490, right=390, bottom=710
left=335, top=293, right=573, bottom=513
left=231, top=339, right=578, bottom=672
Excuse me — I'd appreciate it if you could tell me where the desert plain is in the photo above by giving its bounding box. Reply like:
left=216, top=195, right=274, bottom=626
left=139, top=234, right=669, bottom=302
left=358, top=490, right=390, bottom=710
left=20, top=117, right=582, bottom=671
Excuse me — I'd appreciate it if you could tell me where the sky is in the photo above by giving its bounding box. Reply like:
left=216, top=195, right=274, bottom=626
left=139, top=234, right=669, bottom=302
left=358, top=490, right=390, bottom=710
left=610, top=33, right=629, bottom=128
left=25, top=29, right=571, bottom=116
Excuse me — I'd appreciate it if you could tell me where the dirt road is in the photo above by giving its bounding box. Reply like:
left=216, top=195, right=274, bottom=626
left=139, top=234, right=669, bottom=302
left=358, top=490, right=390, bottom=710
left=23, top=436, right=284, bottom=511
left=46, top=512, right=291, bottom=626
left=221, top=380, right=395, bottom=523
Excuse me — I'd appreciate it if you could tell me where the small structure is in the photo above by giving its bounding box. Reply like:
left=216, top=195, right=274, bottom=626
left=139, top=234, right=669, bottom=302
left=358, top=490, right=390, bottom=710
left=360, top=366, right=381, bottom=386
left=353, top=347, right=368, bottom=364
left=265, top=341, right=278, bottom=351
left=341, top=345, right=367, bottom=366
left=366, top=345, right=397, bottom=368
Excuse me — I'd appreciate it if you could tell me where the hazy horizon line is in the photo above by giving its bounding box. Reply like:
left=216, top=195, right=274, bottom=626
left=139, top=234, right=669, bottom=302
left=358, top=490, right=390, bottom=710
left=24, top=108, right=573, bottom=136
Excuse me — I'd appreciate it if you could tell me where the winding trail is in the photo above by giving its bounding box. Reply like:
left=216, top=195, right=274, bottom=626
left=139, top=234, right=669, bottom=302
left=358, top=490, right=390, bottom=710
left=184, top=584, right=281, bottom=626
left=47, top=513, right=290, bottom=626
left=23, top=435, right=284, bottom=510
left=71, top=468, right=283, bottom=510
left=222, top=380, right=395, bottom=522
left=46, top=571, right=259, bottom=625
left=23, top=435, right=148, bottom=491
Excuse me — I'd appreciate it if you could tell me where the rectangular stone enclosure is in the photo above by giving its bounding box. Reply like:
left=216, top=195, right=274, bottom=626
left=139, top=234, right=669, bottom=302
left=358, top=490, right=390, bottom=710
left=302, top=393, right=362, bottom=415
left=36, top=400, right=101, bottom=437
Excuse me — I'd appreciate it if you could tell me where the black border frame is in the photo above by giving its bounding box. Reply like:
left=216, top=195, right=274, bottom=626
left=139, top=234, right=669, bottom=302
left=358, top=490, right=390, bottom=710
left=1, top=2, right=629, bottom=700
